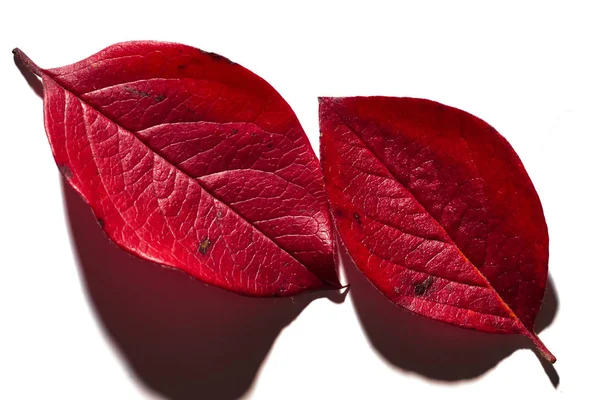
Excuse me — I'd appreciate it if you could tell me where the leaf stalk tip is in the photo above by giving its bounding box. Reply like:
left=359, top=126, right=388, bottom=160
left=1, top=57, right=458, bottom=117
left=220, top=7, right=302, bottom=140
left=530, top=332, right=556, bottom=364
left=13, top=48, right=43, bottom=77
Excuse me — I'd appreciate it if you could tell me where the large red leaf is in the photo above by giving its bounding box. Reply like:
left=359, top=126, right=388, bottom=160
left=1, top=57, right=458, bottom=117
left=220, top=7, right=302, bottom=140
left=14, top=42, right=338, bottom=296
left=319, top=96, right=555, bottom=362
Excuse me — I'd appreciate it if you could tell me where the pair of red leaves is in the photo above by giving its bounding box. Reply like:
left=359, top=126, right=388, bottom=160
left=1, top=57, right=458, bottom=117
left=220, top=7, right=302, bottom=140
left=15, top=41, right=554, bottom=363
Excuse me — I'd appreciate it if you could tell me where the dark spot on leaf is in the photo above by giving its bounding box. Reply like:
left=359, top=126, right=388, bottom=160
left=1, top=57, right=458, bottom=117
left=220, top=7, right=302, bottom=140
left=414, top=285, right=426, bottom=296
left=97, top=218, right=105, bottom=228
left=198, top=238, right=211, bottom=255
left=155, top=94, right=166, bottom=103
left=177, top=64, right=187, bottom=70
left=200, top=49, right=234, bottom=64
left=353, top=212, right=361, bottom=225
left=231, top=128, right=239, bottom=134
left=58, top=164, right=72, bottom=179
left=267, top=140, right=273, bottom=149
left=414, top=276, right=434, bottom=296
left=124, top=86, right=150, bottom=98
left=333, top=208, right=345, bottom=218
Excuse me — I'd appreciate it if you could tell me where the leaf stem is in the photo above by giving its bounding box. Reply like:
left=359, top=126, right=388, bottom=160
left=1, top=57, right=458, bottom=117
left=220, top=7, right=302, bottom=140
left=13, top=48, right=43, bottom=77
left=529, top=332, right=556, bottom=364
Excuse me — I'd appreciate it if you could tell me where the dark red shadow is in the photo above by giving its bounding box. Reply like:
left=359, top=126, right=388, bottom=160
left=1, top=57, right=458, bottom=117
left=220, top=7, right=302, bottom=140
left=63, top=181, right=346, bottom=400
left=342, top=239, right=559, bottom=387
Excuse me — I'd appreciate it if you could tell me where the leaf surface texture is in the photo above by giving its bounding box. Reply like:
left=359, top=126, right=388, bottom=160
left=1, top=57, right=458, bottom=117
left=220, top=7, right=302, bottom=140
left=19, top=42, right=338, bottom=296
left=319, top=96, right=553, bottom=361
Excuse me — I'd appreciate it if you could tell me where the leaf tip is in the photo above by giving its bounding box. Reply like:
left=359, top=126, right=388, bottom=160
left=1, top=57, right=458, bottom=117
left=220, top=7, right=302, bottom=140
left=319, top=96, right=340, bottom=105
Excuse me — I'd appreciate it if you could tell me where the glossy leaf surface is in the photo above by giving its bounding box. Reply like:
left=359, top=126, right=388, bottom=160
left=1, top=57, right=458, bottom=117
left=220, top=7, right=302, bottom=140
left=319, top=96, right=554, bottom=362
left=15, top=42, right=338, bottom=296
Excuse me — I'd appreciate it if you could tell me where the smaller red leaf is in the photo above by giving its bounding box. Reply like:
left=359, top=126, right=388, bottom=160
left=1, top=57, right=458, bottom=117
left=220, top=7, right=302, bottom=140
left=14, top=43, right=339, bottom=297
left=320, top=96, right=555, bottom=362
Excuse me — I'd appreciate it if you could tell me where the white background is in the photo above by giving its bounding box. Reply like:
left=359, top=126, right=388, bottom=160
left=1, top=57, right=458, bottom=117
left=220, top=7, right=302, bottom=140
left=1, top=1, right=598, bottom=399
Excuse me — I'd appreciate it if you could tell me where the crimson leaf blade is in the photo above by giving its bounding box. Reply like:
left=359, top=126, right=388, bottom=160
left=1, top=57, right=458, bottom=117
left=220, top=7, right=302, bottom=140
left=15, top=42, right=338, bottom=296
left=319, top=96, right=554, bottom=362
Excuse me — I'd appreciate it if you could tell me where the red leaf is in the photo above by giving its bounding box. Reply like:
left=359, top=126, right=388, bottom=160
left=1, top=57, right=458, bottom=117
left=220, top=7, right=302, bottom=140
left=319, top=96, right=555, bottom=362
left=14, top=42, right=339, bottom=296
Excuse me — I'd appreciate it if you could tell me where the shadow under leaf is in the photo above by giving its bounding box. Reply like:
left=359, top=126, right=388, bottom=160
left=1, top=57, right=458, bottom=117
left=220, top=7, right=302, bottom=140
left=342, top=242, right=559, bottom=386
left=62, top=181, right=346, bottom=400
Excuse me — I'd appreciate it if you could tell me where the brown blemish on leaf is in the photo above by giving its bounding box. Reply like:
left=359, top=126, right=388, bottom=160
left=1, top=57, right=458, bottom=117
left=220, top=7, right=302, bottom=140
left=198, top=238, right=211, bottom=254
left=200, top=49, right=234, bottom=64
left=353, top=212, right=361, bottom=225
left=97, top=218, right=105, bottom=228
left=155, top=94, right=166, bottom=103
left=414, top=276, right=434, bottom=296
left=124, top=86, right=150, bottom=98
left=231, top=128, right=239, bottom=135
left=58, top=164, right=72, bottom=179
